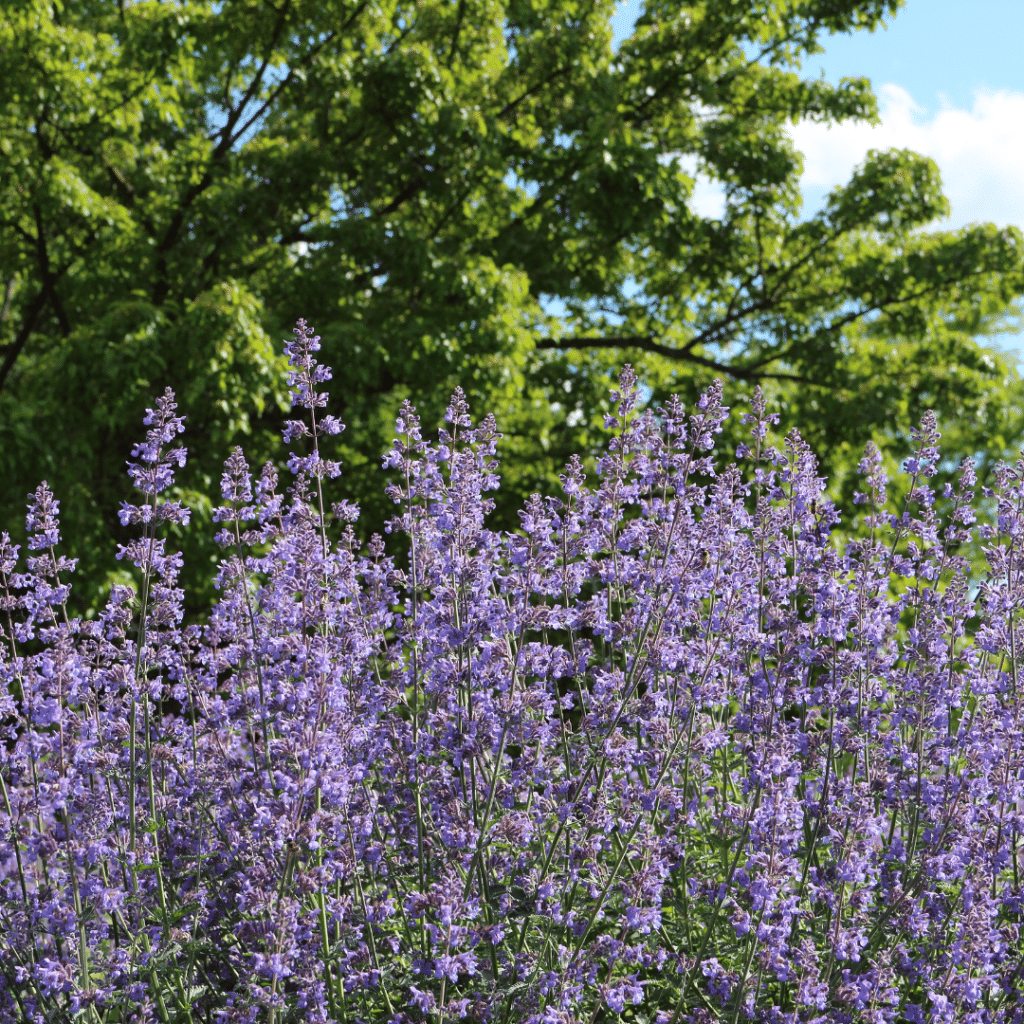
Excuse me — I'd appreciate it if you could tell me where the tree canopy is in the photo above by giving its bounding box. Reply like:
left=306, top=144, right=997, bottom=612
left=2, top=0, right=1023, bottom=610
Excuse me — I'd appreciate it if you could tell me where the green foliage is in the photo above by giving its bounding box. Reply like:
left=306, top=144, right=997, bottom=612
left=1, top=0, right=1023, bottom=612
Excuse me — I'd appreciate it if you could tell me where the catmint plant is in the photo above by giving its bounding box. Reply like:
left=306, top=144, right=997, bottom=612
left=1, top=320, right=1023, bottom=1024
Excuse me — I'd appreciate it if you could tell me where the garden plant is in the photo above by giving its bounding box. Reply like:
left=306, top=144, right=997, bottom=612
left=2, top=319, right=1024, bottom=1022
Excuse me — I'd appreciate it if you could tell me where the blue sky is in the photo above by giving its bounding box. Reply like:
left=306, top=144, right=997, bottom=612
left=800, top=0, right=1024, bottom=115
left=609, top=0, right=1024, bottom=353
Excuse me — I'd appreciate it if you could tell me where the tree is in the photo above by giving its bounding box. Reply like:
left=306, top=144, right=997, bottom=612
left=1, top=0, right=1022, bottom=610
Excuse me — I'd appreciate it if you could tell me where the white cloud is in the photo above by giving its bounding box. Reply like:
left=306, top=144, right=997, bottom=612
left=789, top=84, right=1024, bottom=230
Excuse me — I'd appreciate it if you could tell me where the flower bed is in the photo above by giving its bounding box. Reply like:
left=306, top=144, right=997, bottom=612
left=2, top=321, right=1023, bottom=1023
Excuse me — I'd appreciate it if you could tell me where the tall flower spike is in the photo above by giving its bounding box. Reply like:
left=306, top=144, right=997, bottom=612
left=23, top=483, right=76, bottom=621
left=739, top=385, right=780, bottom=450
left=605, top=363, right=640, bottom=430
left=444, top=386, right=473, bottom=430
left=213, top=447, right=261, bottom=547
left=689, top=379, right=728, bottom=452
left=905, top=408, right=941, bottom=478
left=854, top=440, right=888, bottom=513
left=282, top=318, right=343, bottom=478
left=25, top=482, right=61, bottom=552
left=119, top=388, right=191, bottom=527
left=255, top=460, right=284, bottom=537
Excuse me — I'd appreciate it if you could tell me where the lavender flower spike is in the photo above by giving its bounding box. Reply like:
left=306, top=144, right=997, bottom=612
left=118, top=386, right=191, bottom=526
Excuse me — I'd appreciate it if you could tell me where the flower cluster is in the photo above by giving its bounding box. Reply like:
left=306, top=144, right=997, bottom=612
left=1, top=323, right=1024, bottom=1024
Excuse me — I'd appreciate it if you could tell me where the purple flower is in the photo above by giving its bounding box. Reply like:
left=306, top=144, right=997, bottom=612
left=4, top=334, right=1024, bottom=1024
left=282, top=319, right=345, bottom=481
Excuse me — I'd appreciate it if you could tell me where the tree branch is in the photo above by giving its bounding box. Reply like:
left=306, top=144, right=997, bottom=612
left=152, top=5, right=298, bottom=305
left=0, top=289, right=48, bottom=394
left=533, top=335, right=815, bottom=383
left=0, top=279, right=15, bottom=324
left=32, top=205, right=69, bottom=336
left=229, top=26, right=341, bottom=147
left=447, top=0, right=466, bottom=67
left=377, top=176, right=427, bottom=219
left=497, top=65, right=574, bottom=121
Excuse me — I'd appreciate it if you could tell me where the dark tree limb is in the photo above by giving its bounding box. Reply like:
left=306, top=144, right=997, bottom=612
left=533, top=335, right=817, bottom=384
left=0, top=279, right=15, bottom=323
left=0, top=289, right=49, bottom=393
left=447, top=0, right=467, bottom=67
left=0, top=213, right=96, bottom=392
left=32, top=205, right=69, bottom=337
left=153, top=4, right=299, bottom=306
